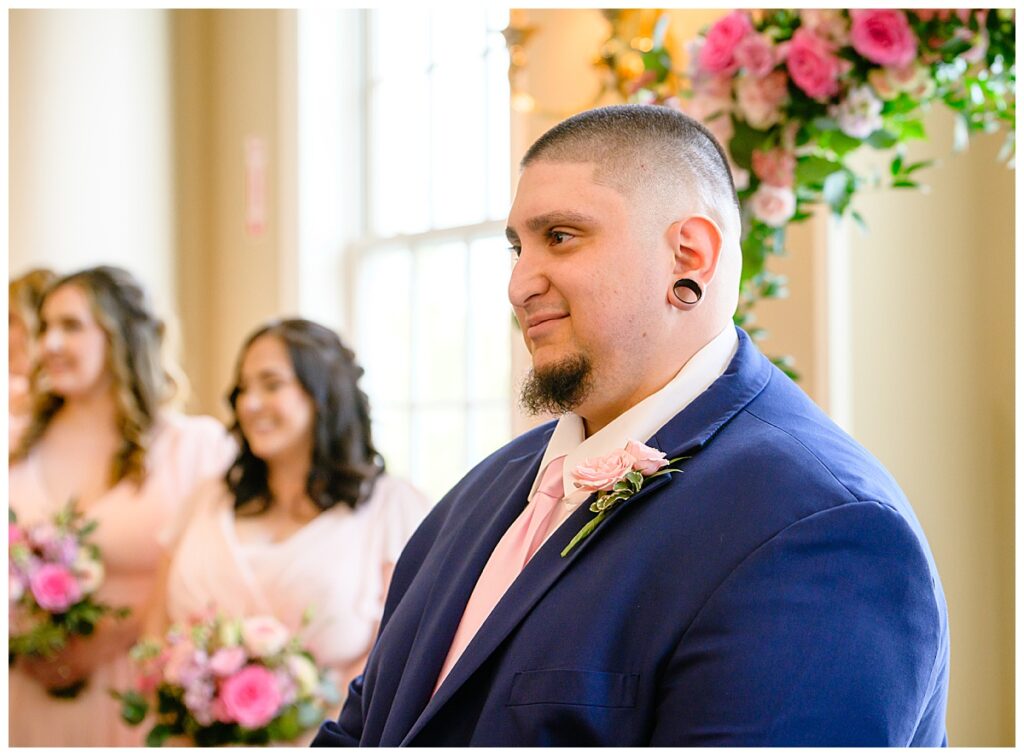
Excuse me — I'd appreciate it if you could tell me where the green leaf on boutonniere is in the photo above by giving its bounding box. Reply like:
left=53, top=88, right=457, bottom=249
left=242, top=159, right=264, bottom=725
left=560, top=511, right=607, bottom=557
left=625, top=470, right=644, bottom=490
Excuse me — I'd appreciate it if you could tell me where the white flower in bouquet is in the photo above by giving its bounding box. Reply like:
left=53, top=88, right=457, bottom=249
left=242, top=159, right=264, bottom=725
left=10, top=571, right=26, bottom=603
left=241, top=615, right=290, bottom=658
left=829, top=84, right=884, bottom=139
left=73, top=553, right=105, bottom=594
left=286, top=653, right=319, bottom=697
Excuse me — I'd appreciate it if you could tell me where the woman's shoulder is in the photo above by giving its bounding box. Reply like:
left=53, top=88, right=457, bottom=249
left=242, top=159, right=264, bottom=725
left=150, top=411, right=237, bottom=482
left=156, top=410, right=228, bottom=441
left=367, top=473, right=432, bottom=508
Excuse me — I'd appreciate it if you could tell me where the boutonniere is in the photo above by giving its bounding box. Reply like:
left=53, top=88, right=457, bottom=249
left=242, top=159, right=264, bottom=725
left=561, top=440, right=686, bottom=557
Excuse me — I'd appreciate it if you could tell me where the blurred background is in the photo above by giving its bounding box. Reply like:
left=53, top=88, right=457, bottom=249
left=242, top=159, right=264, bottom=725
left=8, top=8, right=1014, bottom=745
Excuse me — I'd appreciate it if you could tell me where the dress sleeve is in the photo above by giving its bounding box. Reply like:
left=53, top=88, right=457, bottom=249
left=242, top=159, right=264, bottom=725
left=156, top=477, right=222, bottom=552
left=350, top=476, right=433, bottom=625
left=155, top=414, right=237, bottom=551
left=374, top=476, right=434, bottom=566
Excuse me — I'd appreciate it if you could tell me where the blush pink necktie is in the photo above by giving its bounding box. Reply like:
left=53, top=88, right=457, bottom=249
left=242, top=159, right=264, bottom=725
left=434, top=455, right=567, bottom=693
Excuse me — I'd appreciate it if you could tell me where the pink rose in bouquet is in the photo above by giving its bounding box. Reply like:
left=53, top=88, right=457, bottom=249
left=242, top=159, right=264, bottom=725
left=210, top=645, right=247, bottom=677
left=784, top=28, right=844, bottom=101
left=28, top=564, right=82, bottom=613
left=850, top=10, right=917, bottom=68
left=698, top=11, right=753, bottom=74
left=219, top=665, right=283, bottom=729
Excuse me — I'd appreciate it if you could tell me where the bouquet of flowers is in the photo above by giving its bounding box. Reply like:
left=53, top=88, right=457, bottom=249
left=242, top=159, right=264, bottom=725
left=9, top=503, right=130, bottom=697
left=113, top=612, right=341, bottom=746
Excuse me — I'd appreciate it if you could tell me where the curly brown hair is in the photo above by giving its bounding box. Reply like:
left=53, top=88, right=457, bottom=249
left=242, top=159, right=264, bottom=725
left=225, top=319, right=385, bottom=513
left=13, top=266, right=184, bottom=484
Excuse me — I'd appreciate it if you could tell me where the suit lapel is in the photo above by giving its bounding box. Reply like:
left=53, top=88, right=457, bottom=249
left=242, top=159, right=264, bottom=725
left=399, top=328, right=774, bottom=744
left=380, top=445, right=546, bottom=743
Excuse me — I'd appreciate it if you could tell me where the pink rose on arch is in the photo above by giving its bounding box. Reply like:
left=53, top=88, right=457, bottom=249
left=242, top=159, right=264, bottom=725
left=736, top=71, right=789, bottom=129
left=733, top=33, right=777, bottom=78
left=210, top=645, right=248, bottom=677
left=800, top=9, right=850, bottom=47
left=850, top=10, right=917, bottom=68
left=752, top=147, right=796, bottom=188
left=784, top=28, right=844, bottom=101
left=698, top=11, right=754, bottom=74
left=572, top=450, right=637, bottom=493
left=28, top=563, right=82, bottom=613
left=218, top=664, right=283, bottom=729
left=750, top=184, right=797, bottom=227
left=624, top=440, right=670, bottom=476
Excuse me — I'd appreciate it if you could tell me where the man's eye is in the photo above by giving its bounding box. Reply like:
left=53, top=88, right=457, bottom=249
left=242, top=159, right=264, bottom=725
left=508, top=245, right=521, bottom=260
left=549, top=230, right=572, bottom=245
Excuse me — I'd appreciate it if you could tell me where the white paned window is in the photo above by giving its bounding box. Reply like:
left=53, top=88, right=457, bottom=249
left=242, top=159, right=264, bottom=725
left=355, top=9, right=513, bottom=501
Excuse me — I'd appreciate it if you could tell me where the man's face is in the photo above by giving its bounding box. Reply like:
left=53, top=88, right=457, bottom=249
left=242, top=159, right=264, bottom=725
left=506, top=160, right=672, bottom=416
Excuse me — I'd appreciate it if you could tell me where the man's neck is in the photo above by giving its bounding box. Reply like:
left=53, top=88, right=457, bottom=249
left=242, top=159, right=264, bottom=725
left=578, top=328, right=721, bottom=437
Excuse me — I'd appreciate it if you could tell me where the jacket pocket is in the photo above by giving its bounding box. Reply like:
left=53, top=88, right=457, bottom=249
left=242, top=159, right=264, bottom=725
left=507, top=669, right=639, bottom=709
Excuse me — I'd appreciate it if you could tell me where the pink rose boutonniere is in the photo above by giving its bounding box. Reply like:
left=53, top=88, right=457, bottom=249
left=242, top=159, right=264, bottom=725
left=562, top=440, right=686, bottom=557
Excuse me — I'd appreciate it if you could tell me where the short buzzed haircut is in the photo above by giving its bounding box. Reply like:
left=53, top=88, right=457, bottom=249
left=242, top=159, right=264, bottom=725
left=521, top=104, right=741, bottom=242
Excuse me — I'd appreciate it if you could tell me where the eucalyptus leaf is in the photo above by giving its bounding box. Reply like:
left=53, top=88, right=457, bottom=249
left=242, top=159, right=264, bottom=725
left=823, top=171, right=852, bottom=215
left=795, top=155, right=843, bottom=185
left=866, top=129, right=899, bottom=149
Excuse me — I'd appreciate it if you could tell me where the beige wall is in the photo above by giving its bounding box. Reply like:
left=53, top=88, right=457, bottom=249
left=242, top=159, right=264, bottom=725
left=9, top=10, right=175, bottom=315
left=171, top=10, right=299, bottom=419
left=844, top=108, right=1014, bottom=745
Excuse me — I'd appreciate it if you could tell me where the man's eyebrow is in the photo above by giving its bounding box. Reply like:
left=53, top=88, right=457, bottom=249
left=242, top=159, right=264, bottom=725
left=524, top=211, right=598, bottom=233
left=506, top=211, right=599, bottom=243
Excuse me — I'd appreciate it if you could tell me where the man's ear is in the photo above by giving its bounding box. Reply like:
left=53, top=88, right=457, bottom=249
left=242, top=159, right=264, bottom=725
left=665, top=215, right=723, bottom=308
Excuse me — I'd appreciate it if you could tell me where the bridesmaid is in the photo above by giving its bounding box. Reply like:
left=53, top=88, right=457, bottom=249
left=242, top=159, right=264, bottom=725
left=159, top=319, right=431, bottom=741
left=8, top=266, right=235, bottom=746
left=9, top=268, right=56, bottom=448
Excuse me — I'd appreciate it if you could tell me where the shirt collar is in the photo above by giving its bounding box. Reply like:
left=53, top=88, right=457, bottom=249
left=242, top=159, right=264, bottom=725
left=530, top=324, right=740, bottom=503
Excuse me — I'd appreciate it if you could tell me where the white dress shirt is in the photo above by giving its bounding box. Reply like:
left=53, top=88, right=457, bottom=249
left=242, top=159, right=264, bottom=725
left=527, top=324, right=739, bottom=548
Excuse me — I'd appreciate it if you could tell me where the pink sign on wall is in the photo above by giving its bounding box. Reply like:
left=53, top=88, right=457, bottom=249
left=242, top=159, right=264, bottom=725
left=244, top=136, right=267, bottom=237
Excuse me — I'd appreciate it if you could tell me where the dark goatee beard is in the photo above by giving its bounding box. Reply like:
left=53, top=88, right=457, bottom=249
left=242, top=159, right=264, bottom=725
left=519, top=353, right=594, bottom=416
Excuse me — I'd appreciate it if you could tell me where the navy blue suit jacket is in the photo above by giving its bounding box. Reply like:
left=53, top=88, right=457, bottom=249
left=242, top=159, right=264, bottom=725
left=313, top=328, right=949, bottom=746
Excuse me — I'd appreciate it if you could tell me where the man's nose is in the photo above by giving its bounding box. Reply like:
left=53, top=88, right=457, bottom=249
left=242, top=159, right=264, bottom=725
left=508, top=245, right=548, bottom=309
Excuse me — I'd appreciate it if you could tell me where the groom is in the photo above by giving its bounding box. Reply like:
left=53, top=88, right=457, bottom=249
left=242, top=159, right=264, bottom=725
left=313, top=104, right=949, bottom=746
